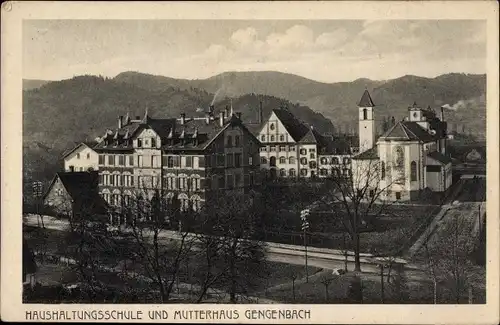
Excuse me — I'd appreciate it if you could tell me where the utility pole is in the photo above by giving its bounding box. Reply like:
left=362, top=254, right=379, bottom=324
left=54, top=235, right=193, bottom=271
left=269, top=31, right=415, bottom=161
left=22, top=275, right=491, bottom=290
left=300, top=209, right=310, bottom=283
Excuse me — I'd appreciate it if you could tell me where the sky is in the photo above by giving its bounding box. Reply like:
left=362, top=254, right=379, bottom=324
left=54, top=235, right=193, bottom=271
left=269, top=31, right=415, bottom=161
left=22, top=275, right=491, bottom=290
left=23, top=19, right=486, bottom=83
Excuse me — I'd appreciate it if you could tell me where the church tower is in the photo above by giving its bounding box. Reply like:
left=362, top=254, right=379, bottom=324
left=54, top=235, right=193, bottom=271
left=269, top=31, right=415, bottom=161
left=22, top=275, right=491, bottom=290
left=358, top=90, right=376, bottom=153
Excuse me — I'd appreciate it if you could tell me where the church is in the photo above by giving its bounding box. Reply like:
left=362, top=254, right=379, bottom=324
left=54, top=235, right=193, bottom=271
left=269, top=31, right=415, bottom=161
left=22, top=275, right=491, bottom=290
left=352, top=90, right=453, bottom=201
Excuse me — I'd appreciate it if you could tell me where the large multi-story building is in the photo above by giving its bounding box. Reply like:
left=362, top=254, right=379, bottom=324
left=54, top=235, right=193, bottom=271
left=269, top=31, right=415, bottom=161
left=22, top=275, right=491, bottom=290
left=93, top=107, right=261, bottom=218
left=256, top=105, right=355, bottom=179
left=352, top=90, right=452, bottom=201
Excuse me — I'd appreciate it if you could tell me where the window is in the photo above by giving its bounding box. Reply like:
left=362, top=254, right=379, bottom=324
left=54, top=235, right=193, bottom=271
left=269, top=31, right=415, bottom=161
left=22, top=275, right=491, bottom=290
left=151, top=137, right=156, bottom=148
left=109, top=174, right=115, bottom=186
left=320, top=157, right=328, bottom=165
left=395, top=192, right=401, bottom=200
left=300, top=157, right=308, bottom=165
left=310, top=153, right=315, bottom=159
left=235, top=135, right=240, bottom=146
left=289, top=157, right=295, bottom=164
left=280, top=135, right=285, bottom=142
left=260, top=147, right=267, bottom=152
left=217, top=154, right=225, bottom=167
left=309, top=148, right=316, bottom=153
left=343, top=158, right=351, bottom=165
left=119, top=155, right=125, bottom=166
left=144, top=139, right=149, bottom=146
left=198, top=156, right=205, bottom=167
left=77, top=153, right=80, bottom=159
left=128, top=155, right=134, bottom=166
left=332, top=157, right=339, bottom=165
left=320, top=168, right=328, bottom=176
left=410, top=161, right=417, bottom=181
left=86, top=153, right=90, bottom=159
left=235, top=153, right=242, bottom=167
left=279, top=145, right=286, bottom=152
left=270, top=146, right=277, bottom=152
left=261, top=157, right=267, bottom=164
left=279, top=169, right=286, bottom=177
left=381, top=161, right=386, bottom=179
left=261, top=135, right=265, bottom=142
left=179, top=176, right=187, bottom=190
left=300, top=149, right=307, bottom=155
left=269, top=156, right=277, bottom=167
left=186, top=156, right=193, bottom=168
left=227, top=136, right=233, bottom=147
left=249, top=156, right=253, bottom=166
left=270, top=123, right=275, bottom=130
left=138, top=155, right=143, bottom=167
left=309, top=161, right=317, bottom=169
left=235, top=173, right=241, bottom=186
left=226, top=154, right=234, bottom=167
left=137, top=138, right=142, bottom=148
left=363, top=108, right=368, bottom=120
left=279, top=156, right=286, bottom=164
left=300, top=169, right=308, bottom=176
left=191, top=176, right=201, bottom=190
left=166, top=156, right=174, bottom=168
left=98, top=155, right=105, bottom=165
left=108, top=155, right=115, bottom=166
left=270, top=135, right=275, bottom=142
left=289, top=169, right=296, bottom=177
left=152, top=156, right=160, bottom=168
left=289, top=145, right=296, bottom=151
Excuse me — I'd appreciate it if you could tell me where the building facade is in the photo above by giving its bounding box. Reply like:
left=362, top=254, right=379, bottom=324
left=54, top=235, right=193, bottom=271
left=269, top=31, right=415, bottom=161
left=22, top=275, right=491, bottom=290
left=92, top=108, right=261, bottom=221
left=63, top=142, right=99, bottom=172
left=257, top=107, right=354, bottom=179
left=352, top=90, right=453, bottom=201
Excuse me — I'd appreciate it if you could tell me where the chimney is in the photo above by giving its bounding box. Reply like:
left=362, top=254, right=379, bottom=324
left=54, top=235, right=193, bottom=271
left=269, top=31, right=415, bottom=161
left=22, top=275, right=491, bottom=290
left=258, top=100, right=263, bottom=124
left=225, top=105, right=229, bottom=119
left=236, top=112, right=242, bottom=120
left=118, top=116, right=123, bottom=129
left=219, top=111, right=225, bottom=127
left=440, top=106, right=445, bottom=121
left=180, top=113, right=186, bottom=125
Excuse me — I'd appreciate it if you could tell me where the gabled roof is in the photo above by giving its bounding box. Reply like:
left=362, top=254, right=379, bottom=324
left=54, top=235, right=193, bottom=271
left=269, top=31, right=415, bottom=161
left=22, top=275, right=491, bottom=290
left=379, top=121, right=442, bottom=143
left=358, top=90, right=375, bottom=107
left=427, top=151, right=452, bottom=165
left=62, top=141, right=98, bottom=159
left=44, top=171, right=108, bottom=214
left=352, top=145, right=379, bottom=160
left=271, top=108, right=310, bottom=142
left=298, top=127, right=325, bottom=144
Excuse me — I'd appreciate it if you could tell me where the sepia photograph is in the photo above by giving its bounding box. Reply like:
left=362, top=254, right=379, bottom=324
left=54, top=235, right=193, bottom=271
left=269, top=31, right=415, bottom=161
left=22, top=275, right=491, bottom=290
left=2, top=1, right=499, bottom=323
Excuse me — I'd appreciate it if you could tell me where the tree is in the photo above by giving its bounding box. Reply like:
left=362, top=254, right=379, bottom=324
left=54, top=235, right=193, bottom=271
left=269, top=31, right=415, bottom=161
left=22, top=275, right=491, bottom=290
left=423, top=214, right=476, bottom=303
left=199, top=190, right=267, bottom=303
left=322, top=158, right=404, bottom=272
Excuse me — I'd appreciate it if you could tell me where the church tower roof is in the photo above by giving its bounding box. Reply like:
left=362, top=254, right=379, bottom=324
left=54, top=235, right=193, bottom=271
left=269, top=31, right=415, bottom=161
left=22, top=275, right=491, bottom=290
left=358, top=90, right=375, bottom=107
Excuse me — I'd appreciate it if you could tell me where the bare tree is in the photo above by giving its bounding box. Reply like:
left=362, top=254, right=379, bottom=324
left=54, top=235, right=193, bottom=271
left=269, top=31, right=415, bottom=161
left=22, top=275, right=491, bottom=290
left=423, top=214, right=476, bottom=303
left=322, top=158, right=404, bottom=272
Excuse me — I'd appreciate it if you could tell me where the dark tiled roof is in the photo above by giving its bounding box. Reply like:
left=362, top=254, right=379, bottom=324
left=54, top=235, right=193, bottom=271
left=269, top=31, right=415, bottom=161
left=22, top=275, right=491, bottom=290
left=358, top=90, right=375, bottom=107
left=272, top=108, right=310, bottom=142
left=427, top=151, right=452, bottom=165
left=319, top=136, right=352, bottom=155
left=379, top=121, right=444, bottom=143
left=352, top=145, right=379, bottom=160
left=48, top=171, right=108, bottom=214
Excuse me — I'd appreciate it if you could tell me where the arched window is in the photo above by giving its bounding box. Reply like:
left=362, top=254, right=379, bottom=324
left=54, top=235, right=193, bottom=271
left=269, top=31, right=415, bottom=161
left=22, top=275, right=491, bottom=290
left=178, top=193, right=189, bottom=212
left=393, top=146, right=404, bottom=168
left=269, top=156, right=277, bottom=167
left=410, top=161, right=417, bottom=181
left=332, top=157, right=340, bottom=165
left=320, top=157, right=328, bottom=165
left=289, top=169, right=296, bottom=177
left=300, top=169, right=308, bottom=176
left=300, top=157, right=308, bottom=165
left=178, top=174, right=188, bottom=190
left=289, top=157, right=296, bottom=164
left=381, top=161, right=386, bottom=179
left=261, top=135, right=265, bottom=142
left=190, top=195, right=201, bottom=212
left=363, top=108, right=368, bottom=120
left=309, top=161, right=317, bottom=169
left=279, top=169, right=286, bottom=177
left=279, top=156, right=286, bottom=164
left=260, top=157, right=267, bottom=164
left=190, top=175, right=201, bottom=190
left=320, top=168, right=328, bottom=176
